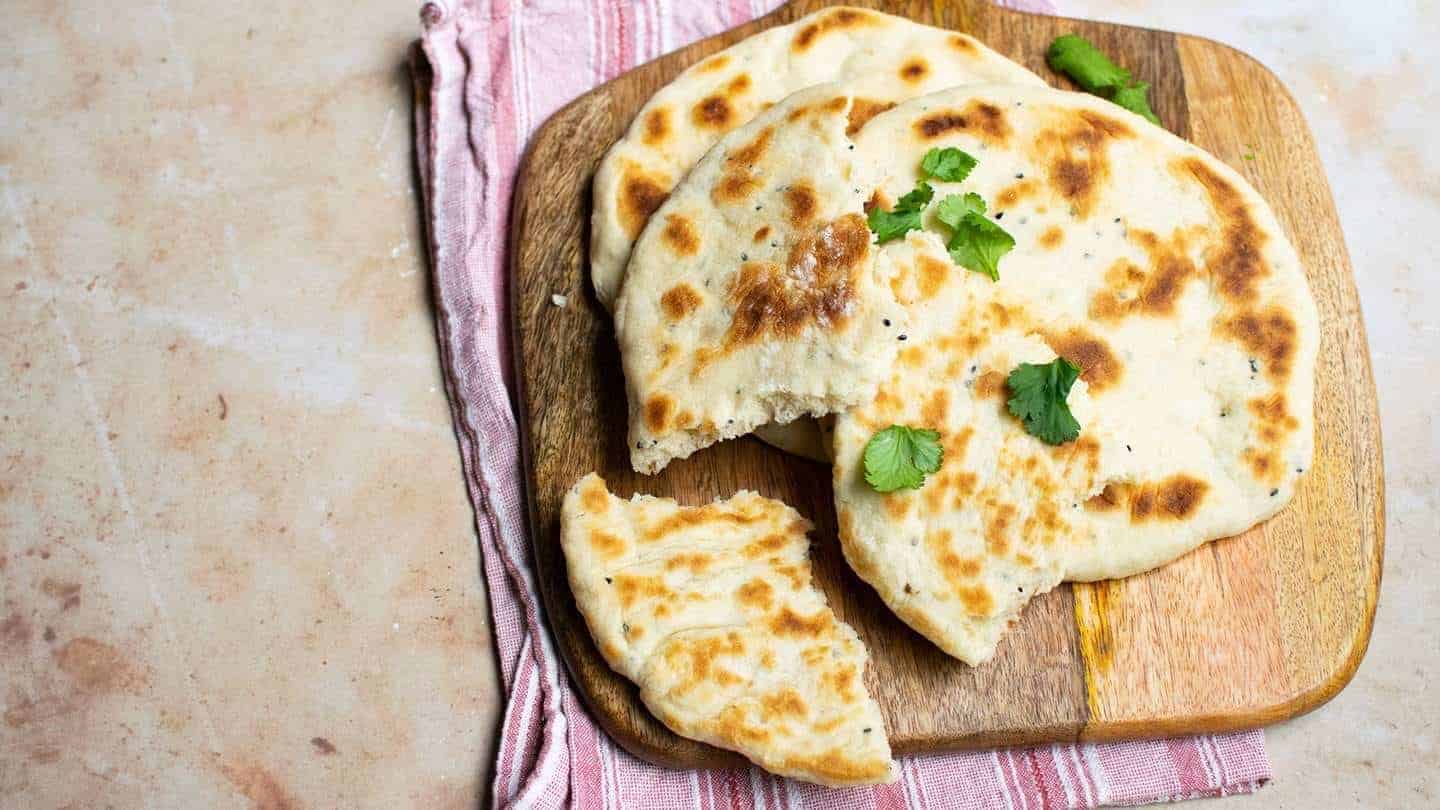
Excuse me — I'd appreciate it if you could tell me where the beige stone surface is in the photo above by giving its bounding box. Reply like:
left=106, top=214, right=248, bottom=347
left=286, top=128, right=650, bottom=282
left=3, top=0, right=1435, bottom=807
left=0, top=1, right=499, bottom=807
left=1061, top=1, right=1439, bottom=807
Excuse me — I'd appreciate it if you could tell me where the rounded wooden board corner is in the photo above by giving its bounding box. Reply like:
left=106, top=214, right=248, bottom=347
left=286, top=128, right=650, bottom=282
left=509, top=0, right=1384, bottom=772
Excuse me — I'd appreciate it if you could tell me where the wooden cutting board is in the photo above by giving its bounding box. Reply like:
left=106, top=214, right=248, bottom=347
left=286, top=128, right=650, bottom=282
left=509, top=0, right=1384, bottom=767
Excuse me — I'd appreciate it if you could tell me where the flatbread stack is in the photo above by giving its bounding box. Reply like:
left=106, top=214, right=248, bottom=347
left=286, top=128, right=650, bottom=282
left=561, top=474, right=897, bottom=786
left=596, top=5, right=1046, bottom=461
left=592, top=6, right=1044, bottom=309
left=832, top=85, right=1317, bottom=662
left=615, top=83, right=906, bottom=474
left=561, top=4, right=1318, bottom=786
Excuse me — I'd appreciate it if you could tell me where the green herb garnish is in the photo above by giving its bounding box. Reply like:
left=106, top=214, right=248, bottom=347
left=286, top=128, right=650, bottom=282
left=1046, top=34, right=1161, bottom=125
left=935, top=192, right=987, bottom=231
left=920, top=147, right=979, bottom=183
left=863, top=425, right=944, bottom=492
left=945, top=209, right=1013, bottom=281
left=867, top=181, right=934, bottom=244
left=1006, top=358, right=1082, bottom=445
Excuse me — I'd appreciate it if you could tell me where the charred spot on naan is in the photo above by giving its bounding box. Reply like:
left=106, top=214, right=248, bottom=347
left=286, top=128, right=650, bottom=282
left=1032, top=109, right=1134, bottom=219
left=736, top=579, right=775, bottom=610
left=713, top=125, right=774, bottom=204
left=1242, top=392, right=1300, bottom=483
left=847, top=99, right=896, bottom=136
left=642, top=107, right=671, bottom=146
left=1218, top=305, right=1298, bottom=385
left=949, top=34, right=979, bottom=53
left=615, top=574, right=674, bottom=608
left=753, top=225, right=771, bottom=243
left=1043, top=327, right=1122, bottom=393
left=660, top=283, right=702, bottom=322
left=721, top=214, right=869, bottom=349
left=644, top=393, right=674, bottom=432
left=898, top=57, right=929, bottom=83
left=974, top=370, right=1007, bottom=399
left=661, top=213, right=701, bottom=256
left=995, top=178, right=1039, bottom=209
left=792, top=7, right=879, bottom=52
left=784, top=182, right=819, bottom=227
left=1088, top=227, right=1201, bottom=322
left=742, top=532, right=790, bottom=559
left=1125, top=475, right=1209, bottom=522
left=769, top=607, right=833, bottom=638
left=589, top=530, right=628, bottom=560
left=1175, top=157, right=1270, bottom=303
left=665, top=552, right=714, bottom=574
left=642, top=501, right=771, bottom=540
left=693, top=94, right=734, bottom=129
left=665, top=631, right=747, bottom=692
left=761, top=689, right=808, bottom=720
left=914, top=100, right=1011, bottom=145
left=917, top=253, right=951, bottom=299
left=1037, top=225, right=1064, bottom=250
left=618, top=163, right=672, bottom=239
left=579, top=476, right=611, bottom=513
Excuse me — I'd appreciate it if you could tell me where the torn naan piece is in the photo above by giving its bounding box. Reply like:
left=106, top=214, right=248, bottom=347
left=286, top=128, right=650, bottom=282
left=615, top=84, right=904, bottom=474
left=561, top=474, right=897, bottom=786
left=591, top=5, right=1044, bottom=310
left=834, top=85, right=1318, bottom=664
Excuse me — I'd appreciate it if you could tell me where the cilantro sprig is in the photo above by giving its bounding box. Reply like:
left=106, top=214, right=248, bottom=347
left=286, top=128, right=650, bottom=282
left=920, top=147, right=978, bottom=183
left=1046, top=34, right=1161, bottom=125
left=1006, top=358, right=1083, bottom=445
left=935, top=192, right=1013, bottom=281
left=867, top=181, right=934, bottom=244
left=863, top=425, right=944, bottom=492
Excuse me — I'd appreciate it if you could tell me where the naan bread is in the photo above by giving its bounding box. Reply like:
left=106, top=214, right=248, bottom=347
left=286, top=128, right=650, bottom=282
left=591, top=5, right=1045, bottom=310
left=561, top=474, right=897, bottom=786
left=615, top=84, right=905, bottom=474
left=834, top=85, right=1318, bottom=664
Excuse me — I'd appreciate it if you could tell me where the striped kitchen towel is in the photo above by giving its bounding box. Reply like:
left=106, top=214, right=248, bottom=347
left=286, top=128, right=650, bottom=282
left=411, top=1, right=1273, bottom=807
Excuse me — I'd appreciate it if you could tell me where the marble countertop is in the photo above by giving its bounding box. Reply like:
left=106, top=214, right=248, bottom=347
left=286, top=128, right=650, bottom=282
left=1, top=1, right=1434, bottom=807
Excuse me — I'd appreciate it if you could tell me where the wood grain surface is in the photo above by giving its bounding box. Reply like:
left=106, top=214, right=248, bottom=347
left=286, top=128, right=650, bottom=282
left=509, top=0, right=1384, bottom=769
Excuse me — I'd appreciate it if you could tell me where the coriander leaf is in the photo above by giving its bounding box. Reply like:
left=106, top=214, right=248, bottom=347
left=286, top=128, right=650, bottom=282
left=920, top=147, right=979, bottom=183
left=1046, top=34, right=1131, bottom=93
left=867, top=181, right=934, bottom=244
left=946, top=212, right=1014, bottom=281
left=935, top=192, right=987, bottom=231
left=1006, top=358, right=1082, bottom=445
left=1110, top=80, right=1160, bottom=124
left=1047, top=34, right=1162, bottom=127
left=863, top=425, right=944, bottom=492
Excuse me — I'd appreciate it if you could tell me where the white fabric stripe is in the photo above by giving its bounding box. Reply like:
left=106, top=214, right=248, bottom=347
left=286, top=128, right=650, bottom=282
left=899, top=758, right=922, bottom=809
left=1209, top=735, right=1231, bottom=787
left=504, top=647, right=538, bottom=801
left=515, top=709, right=570, bottom=810
left=1193, top=735, right=1219, bottom=787
left=1050, top=744, right=1079, bottom=808
left=656, top=0, right=672, bottom=53
left=1006, top=750, right=1030, bottom=810
left=1081, top=743, right=1109, bottom=806
left=690, top=769, right=704, bottom=810
left=1201, top=734, right=1225, bottom=787
left=584, top=0, right=598, bottom=86
left=782, top=774, right=801, bottom=810
left=509, top=0, right=531, bottom=137
left=1066, top=744, right=1096, bottom=807
left=990, top=751, right=1017, bottom=810
left=749, top=768, right=767, bottom=810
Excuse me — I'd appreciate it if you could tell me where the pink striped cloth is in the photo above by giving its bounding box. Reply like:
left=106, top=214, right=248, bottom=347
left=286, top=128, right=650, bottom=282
left=411, top=2, right=1273, bottom=807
